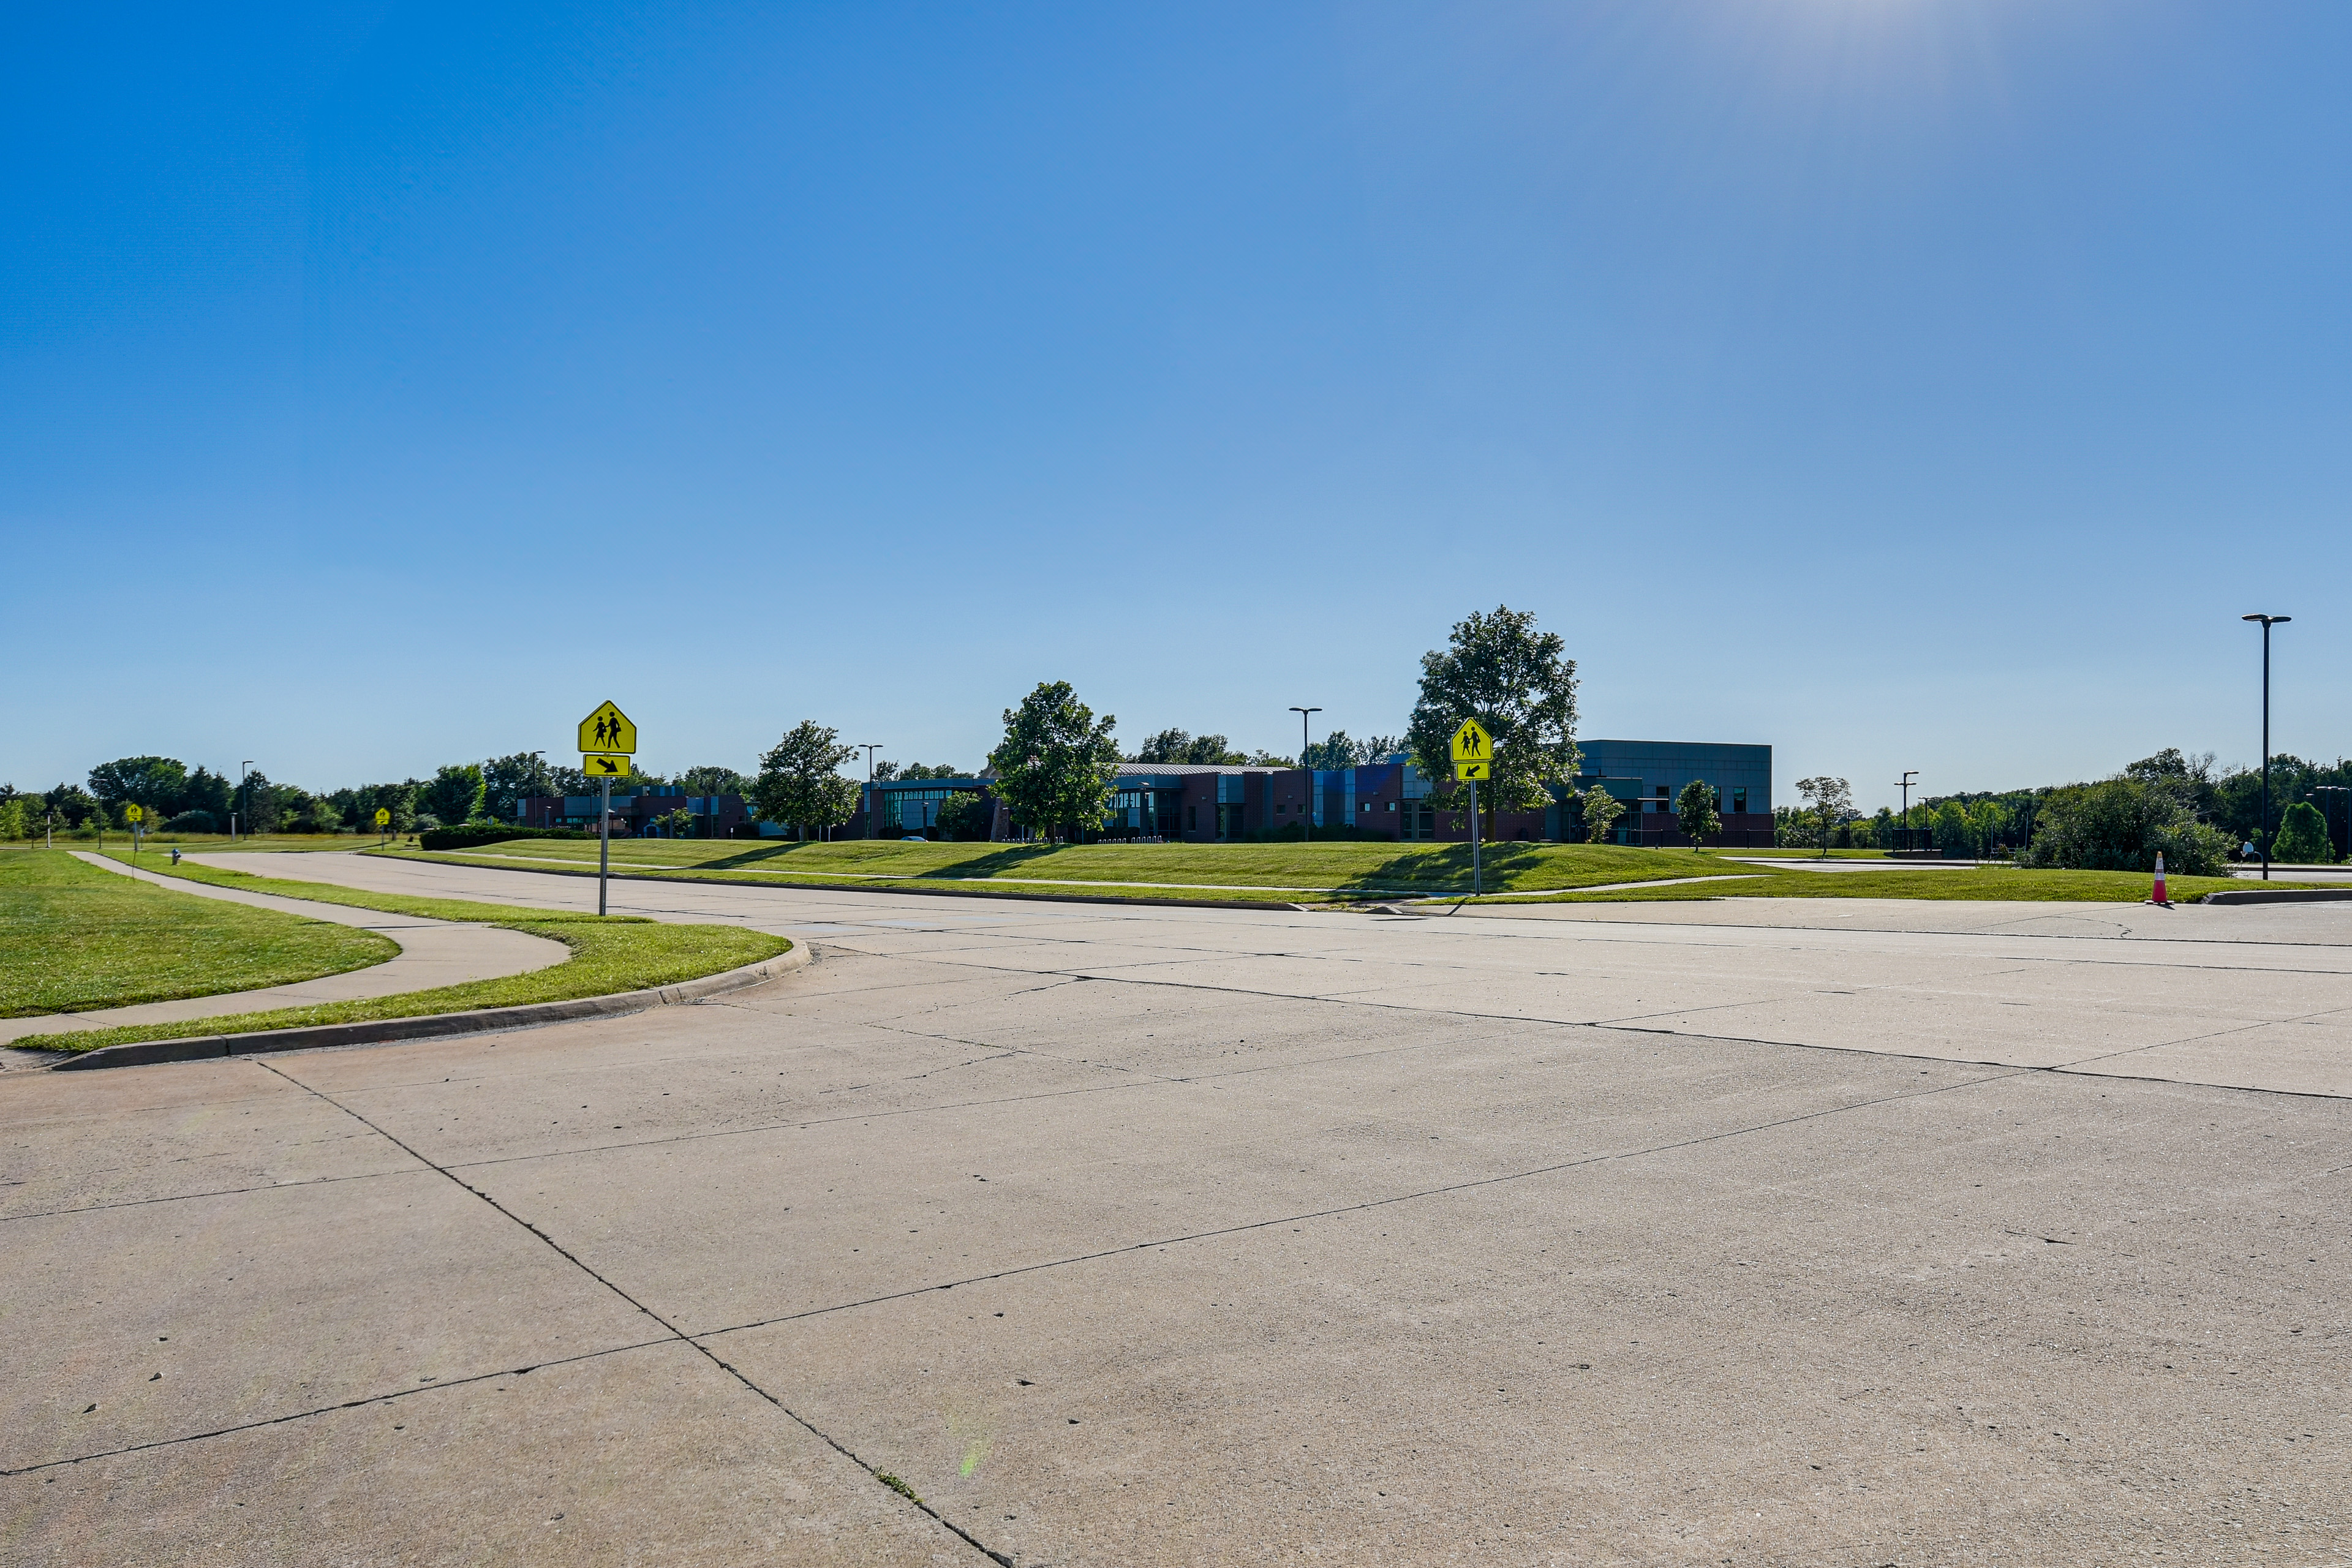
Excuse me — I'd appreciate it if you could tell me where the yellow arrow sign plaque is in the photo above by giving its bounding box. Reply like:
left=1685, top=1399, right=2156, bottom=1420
left=1453, top=759, right=1490, bottom=782
left=582, top=753, right=631, bottom=778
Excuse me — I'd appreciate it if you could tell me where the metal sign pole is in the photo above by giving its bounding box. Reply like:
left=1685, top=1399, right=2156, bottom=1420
left=1470, top=778, right=1481, bottom=896
left=599, top=777, right=611, bottom=916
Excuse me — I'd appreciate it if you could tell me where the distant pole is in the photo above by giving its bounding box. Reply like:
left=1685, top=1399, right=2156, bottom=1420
left=861, top=744, right=883, bottom=838
left=1289, top=706, right=1321, bottom=842
left=2244, top=614, right=2291, bottom=880
left=238, top=760, right=254, bottom=843
left=1894, top=771, right=1918, bottom=854
left=598, top=776, right=611, bottom=916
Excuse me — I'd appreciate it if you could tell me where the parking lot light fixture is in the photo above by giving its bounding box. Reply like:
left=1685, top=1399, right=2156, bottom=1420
left=1289, top=707, right=1321, bottom=843
left=2243, top=614, right=2291, bottom=881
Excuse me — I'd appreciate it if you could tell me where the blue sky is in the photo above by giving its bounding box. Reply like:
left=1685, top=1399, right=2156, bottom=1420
left=7, top=2, right=2348, bottom=807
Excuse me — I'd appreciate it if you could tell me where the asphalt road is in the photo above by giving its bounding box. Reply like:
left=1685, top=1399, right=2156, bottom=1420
left=5, top=854, right=2350, bottom=1565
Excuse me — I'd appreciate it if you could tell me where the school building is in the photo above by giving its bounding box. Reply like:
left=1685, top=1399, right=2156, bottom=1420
left=861, top=739, right=1773, bottom=847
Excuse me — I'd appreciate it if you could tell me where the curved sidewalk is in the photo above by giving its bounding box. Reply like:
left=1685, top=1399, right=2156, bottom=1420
left=0, top=853, right=570, bottom=1055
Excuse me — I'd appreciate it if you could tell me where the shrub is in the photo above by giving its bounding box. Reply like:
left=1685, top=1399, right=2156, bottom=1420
left=933, top=792, right=995, bottom=842
left=2272, top=800, right=2335, bottom=864
left=417, top=824, right=593, bottom=851
left=2021, top=775, right=2230, bottom=876
left=162, top=810, right=219, bottom=834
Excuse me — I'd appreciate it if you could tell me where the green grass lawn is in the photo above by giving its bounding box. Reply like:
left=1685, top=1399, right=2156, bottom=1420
left=11, top=852, right=790, bottom=1054
left=377, top=835, right=1741, bottom=899
left=371, top=834, right=2280, bottom=905
left=0, top=848, right=397, bottom=1017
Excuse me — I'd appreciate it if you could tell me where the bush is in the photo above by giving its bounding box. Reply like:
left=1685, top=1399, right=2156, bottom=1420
left=2021, top=776, right=2230, bottom=876
left=418, top=824, right=593, bottom=852
left=933, top=793, right=995, bottom=842
left=162, top=810, right=219, bottom=834
left=2272, top=800, right=2335, bottom=864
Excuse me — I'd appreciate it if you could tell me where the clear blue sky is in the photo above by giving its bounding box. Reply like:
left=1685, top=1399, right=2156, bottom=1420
left=8, top=2, right=2348, bottom=807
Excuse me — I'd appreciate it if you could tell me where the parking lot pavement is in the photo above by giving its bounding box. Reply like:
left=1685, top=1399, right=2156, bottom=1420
left=6, top=857, right=2351, bottom=1564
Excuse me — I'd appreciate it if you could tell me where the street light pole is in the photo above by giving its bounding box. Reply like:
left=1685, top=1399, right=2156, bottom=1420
left=527, top=750, right=546, bottom=827
left=1289, top=707, right=1321, bottom=843
left=1893, top=771, right=1917, bottom=856
left=2243, top=614, right=2291, bottom=881
left=860, top=744, right=884, bottom=839
left=238, top=760, right=254, bottom=843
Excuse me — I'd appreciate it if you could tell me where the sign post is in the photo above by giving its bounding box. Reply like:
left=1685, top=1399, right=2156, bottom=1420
left=126, top=803, right=143, bottom=860
left=1450, top=719, right=1492, bottom=897
left=578, top=701, right=639, bottom=917
left=374, top=806, right=392, bottom=845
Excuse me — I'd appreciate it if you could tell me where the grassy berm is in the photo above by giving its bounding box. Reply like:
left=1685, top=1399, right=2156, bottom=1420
left=1, top=848, right=395, bottom=1017
left=11, top=852, right=787, bottom=1054
left=382, top=835, right=2278, bottom=905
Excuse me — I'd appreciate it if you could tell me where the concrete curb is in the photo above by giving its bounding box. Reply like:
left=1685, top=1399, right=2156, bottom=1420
left=47, top=941, right=806, bottom=1072
left=2201, top=888, right=2352, bottom=906
left=388, top=852, right=1319, bottom=913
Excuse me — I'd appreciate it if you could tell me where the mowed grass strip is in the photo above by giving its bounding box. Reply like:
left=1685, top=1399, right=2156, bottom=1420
left=14, top=854, right=789, bottom=1054
left=382, top=836, right=1740, bottom=897
left=0, top=848, right=396, bottom=1017
left=377, top=835, right=2288, bottom=904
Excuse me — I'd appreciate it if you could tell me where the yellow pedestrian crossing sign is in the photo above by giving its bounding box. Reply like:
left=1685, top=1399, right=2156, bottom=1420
left=374, top=807, right=391, bottom=827
left=582, top=753, right=631, bottom=778
left=579, top=700, right=637, bottom=755
left=1454, top=759, right=1490, bottom=782
left=1450, top=718, right=1491, bottom=763
left=124, top=804, right=143, bottom=824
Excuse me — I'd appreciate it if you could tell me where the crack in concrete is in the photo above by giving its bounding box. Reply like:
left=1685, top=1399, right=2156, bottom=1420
left=238, top=1057, right=1014, bottom=1566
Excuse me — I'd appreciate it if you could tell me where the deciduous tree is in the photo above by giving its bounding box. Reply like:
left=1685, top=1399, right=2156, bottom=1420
left=989, top=682, right=1120, bottom=840
left=1404, top=606, right=1580, bottom=815
left=752, top=722, right=861, bottom=840
left=1581, top=785, right=1624, bottom=844
left=1675, top=780, right=1721, bottom=848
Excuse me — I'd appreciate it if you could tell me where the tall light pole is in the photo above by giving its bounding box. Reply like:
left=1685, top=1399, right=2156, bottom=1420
left=861, top=744, right=884, bottom=839
left=1894, top=771, right=1918, bottom=853
left=2243, top=614, right=2290, bottom=881
left=527, top=750, right=546, bottom=826
left=1289, top=707, right=1321, bottom=842
left=238, top=760, right=254, bottom=842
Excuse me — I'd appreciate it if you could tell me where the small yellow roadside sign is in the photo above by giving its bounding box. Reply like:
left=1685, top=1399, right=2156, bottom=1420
left=579, top=700, right=637, bottom=755
left=374, top=807, right=391, bottom=827
left=1449, top=718, right=1491, bottom=764
left=582, top=753, right=631, bottom=778
left=124, top=804, right=143, bottom=823
left=1453, top=759, right=1490, bottom=782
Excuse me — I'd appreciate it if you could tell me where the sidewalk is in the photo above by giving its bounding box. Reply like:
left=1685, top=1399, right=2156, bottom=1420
left=0, top=853, right=568, bottom=1059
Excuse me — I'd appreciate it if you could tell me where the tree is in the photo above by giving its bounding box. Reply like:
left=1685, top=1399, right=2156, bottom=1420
left=1580, top=785, right=1625, bottom=844
left=933, top=791, right=995, bottom=842
left=680, top=764, right=750, bottom=797
left=988, top=681, right=1121, bottom=840
left=1302, top=731, right=1400, bottom=770
left=237, top=770, right=283, bottom=833
left=1403, top=606, right=1580, bottom=815
left=483, top=753, right=556, bottom=822
left=751, top=722, right=861, bottom=840
left=1795, top=777, right=1854, bottom=856
left=2272, top=800, right=2334, bottom=864
left=1132, top=729, right=1247, bottom=766
left=88, top=756, right=189, bottom=816
left=1675, top=780, right=1721, bottom=847
left=421, top=764, right=488, bottom=825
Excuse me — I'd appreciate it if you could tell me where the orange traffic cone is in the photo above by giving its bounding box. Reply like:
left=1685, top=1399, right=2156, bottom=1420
left=2150, top=851, right=2168, bottom=907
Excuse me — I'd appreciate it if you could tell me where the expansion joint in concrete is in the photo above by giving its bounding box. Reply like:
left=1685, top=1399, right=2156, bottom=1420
left=238, top=1058, right=1015, bottom=1566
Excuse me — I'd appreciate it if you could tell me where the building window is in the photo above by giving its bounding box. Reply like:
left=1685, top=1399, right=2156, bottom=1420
left=1188, top=805, right=1197, bottom=831
left=1731, top=788, right=1747, bottom=814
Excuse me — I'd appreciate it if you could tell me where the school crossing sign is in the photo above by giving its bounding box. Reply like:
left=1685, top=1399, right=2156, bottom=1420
left=579, top=701, right=636, bottom=756
left=1450, top=718, right=1491, bottom=782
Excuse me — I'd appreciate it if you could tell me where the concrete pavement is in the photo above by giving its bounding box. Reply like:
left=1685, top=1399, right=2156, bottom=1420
left=4, top=854, right=2350, bottom=1563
